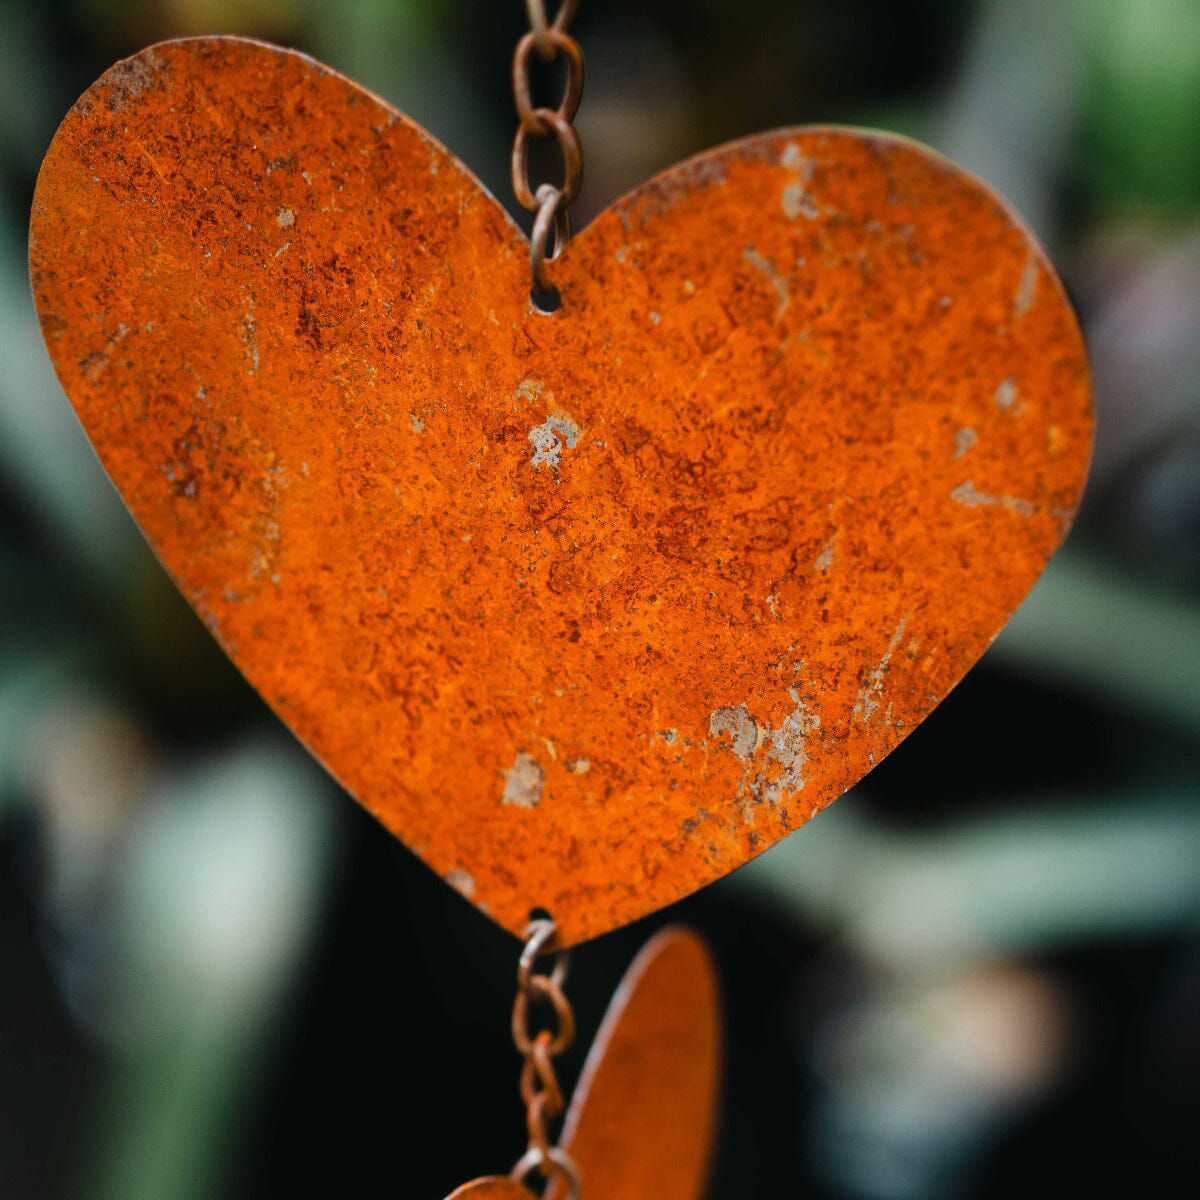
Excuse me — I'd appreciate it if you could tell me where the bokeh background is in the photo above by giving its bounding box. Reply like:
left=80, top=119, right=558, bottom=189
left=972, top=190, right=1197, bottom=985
left=2, top=1, right=1199, bottom=1197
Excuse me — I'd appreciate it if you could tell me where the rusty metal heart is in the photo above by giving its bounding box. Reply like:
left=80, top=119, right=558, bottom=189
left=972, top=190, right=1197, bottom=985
left=548, top=926, right=721, bottom=1200
left=30, top=38, right=1092, bottom=946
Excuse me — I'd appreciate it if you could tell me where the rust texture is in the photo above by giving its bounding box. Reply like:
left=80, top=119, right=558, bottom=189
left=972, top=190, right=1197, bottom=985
left=548, top=926, right=721, bottom=1200
left=445, top=1180, right=534, bottom=1200
left=30, top=38, right=1093, bottom=946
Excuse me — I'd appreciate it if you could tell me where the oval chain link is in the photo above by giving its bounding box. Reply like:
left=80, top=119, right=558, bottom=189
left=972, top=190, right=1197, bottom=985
left=510, top=916, right=580, bottom=1196
left=513, top=1, right=585, bottom=296
left=513, top=31, right=584, bottom=133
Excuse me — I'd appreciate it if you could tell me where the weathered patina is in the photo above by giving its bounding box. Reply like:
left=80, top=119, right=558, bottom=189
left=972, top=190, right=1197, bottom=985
left=30, top=38, right=1093, bottom=945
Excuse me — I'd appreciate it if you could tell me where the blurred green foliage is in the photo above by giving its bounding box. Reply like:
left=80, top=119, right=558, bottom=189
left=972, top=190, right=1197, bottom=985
left=1082, top=0, right=1200, bottom=211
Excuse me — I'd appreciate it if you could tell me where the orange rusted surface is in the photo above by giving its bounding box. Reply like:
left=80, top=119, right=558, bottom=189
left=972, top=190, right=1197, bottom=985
left=30, top=38, right=1093, bottom=946
left=445, top=1180, right=533, bottom=1200
left=549, top=926, right=721, bottom=1200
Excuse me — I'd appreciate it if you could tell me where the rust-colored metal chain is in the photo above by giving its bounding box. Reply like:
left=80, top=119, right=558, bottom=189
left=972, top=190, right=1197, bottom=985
left=512, top=0, right=585, bottom=295
left=510, top=916, right=581, bottom=1199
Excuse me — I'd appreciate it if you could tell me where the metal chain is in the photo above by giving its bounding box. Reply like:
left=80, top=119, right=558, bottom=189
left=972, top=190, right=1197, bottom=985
left=510, top=916, right=581, bottom=1199
left=513, top=1, right=585, bottom=295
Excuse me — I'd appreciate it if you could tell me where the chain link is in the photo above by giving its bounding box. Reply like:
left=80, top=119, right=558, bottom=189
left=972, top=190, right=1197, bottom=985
left=510, top=916, right=580, bottom=1197
left=513, top=1, right=585, bottom=297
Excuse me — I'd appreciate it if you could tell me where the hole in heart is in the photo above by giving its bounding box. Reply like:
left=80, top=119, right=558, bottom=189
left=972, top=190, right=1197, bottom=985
left=530, top=284, right=562, bottom=314
left=528, top=905, right=554, bottom=924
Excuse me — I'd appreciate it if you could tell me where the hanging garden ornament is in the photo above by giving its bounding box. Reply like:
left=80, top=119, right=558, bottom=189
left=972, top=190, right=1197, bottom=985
left=29, top=4, right=1092, bottom=949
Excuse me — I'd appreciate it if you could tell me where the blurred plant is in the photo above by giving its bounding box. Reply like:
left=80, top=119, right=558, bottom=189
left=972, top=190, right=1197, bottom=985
left=73, top=740, right=336, bottom=1200
left=1080, top=0, right=1200, bottom=214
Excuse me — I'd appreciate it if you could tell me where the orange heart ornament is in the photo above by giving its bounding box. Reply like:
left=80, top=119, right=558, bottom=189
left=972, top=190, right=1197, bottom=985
left=29, top=38, right=1092, bottom=946
left=547, top=926, right=721, bottom=1200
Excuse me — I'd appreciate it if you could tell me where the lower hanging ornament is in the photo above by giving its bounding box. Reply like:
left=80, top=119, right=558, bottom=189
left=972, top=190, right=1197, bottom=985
left=449, top=925, right=721, bottom=1200
left=547, top=927, right=720, bottom=1200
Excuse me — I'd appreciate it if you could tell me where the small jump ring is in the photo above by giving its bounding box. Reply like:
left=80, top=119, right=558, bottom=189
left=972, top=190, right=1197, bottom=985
left=518, top=916, right=570, bottom=991
left=511, top=1146, right=581, bottom=1200
left=530, top=186, right=571, bottom=296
